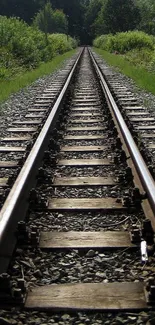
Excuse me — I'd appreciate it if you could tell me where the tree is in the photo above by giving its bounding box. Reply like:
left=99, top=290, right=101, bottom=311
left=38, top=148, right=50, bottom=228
left=84, top=0, right=103, bottom=40
left=33, top=2, right=68, bottom=34
left=136, top=0, right=155, bottom=35
left=0, top=0, right=40, bottom=23
left=50, top=0, right=87, bottom=42
left=102, top=0, right=140, bottom=34
left=52, top=10, right=68, bottom=33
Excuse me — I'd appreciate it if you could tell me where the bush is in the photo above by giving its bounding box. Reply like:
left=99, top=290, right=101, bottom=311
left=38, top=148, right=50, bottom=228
left=93, top=35, right=109, bottom=49
left=0, top=16, right=77, bottom=80
left=93, top=31, right=155, bottom=53
left=0, top=16, right=46, bottom=68
left=49, top=34, right=77, bottom=55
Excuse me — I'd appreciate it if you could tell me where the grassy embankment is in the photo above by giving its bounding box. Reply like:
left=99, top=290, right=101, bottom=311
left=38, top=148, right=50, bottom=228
left=0, top=50, right=76, bottom=103
left=0, top=16, right=77, bottom=102
left=93, top=31, right=155, bottom=95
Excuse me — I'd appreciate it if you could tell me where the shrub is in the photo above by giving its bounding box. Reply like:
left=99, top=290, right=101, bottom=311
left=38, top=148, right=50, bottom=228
left=0, top=15, right=77, bottom=80
left=93, top=35, right=109, bottom=49
left=49, top=34, right=77, bottom=55
left=93, top=31, right=155, bottom=53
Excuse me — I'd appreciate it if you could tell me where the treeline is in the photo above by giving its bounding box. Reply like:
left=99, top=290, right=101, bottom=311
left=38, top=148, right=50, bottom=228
left=86, top=0, right=155, bottom=39
left=0, top=0, right=155, bottom=43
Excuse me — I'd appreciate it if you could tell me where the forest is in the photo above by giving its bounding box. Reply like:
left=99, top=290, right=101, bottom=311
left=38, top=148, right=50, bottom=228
left=0, top=0, right=155, bottom=44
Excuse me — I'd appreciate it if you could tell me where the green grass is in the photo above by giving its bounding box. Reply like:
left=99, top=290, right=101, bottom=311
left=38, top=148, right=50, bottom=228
left=0, top=49, right=76, bottom=103
left=94, top=48, right=155, bottom=95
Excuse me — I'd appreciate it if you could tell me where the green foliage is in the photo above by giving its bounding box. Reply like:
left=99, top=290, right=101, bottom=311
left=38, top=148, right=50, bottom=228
left=124, top=48, right=153, bottom=68
left=93, top=31, right=155, bottom=53
left=0, top=16, right=45, bottom=68
left=136, top=0, right=155, bottom=35
left=94, top=31, right=155, bottom=75
left=1, top=0, right=155, bottom=44
left=49, top=34, right=77, bottom=55
left=94, top=47, right=155, bottom=95
left=53, top=10, right=68, bottom=34
left=0, top=49, right=76, bottom=103
left=33, top=2, right=68, bottom=34
left=149, top=53, right=155, bottom=72
left=50, top=0, right=86, bottom=42
left=0, top=15, right=77, bottom=81
left=101, top=0, right=140, bottom=34
left=93, top=34, right=109, bottom=49
left=84, top=0, right=103, bottom=40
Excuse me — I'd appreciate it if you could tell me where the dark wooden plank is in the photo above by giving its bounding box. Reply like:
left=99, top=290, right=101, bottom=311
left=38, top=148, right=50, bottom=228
left=44, top=89, right=59, bottom=92
left=75, top=93, right=96, bottom=95
left=12, top=120, right=42, bottom=125
left=70, top=113, right=102, bottom=117
left=58, top=158, right=111, bottom=166
left=0, top=178, right=8, bottom=187
left=0, top=161, right=18, bottom=168
left=117, top=95, right=133, bottom=99
left=0, top=136, right=31, bottom=142
left=69, top=119, right=102, bottom=123
left=26, top=114, right=44, bottom=118
left=28, top=109, right=47, bottom=112
left=130, top=118, right=154, bottom=122
left=35, top=100, right=51, bottom=103
left=112, top=86, right=126, bottom=88
left=34, top=103, right=50, bottom=107
left=125, top=106, right=145, bottom=110
left=74, top=96, right=99, bottom=99
left=61, top=145, right=105, bottom=152
left=137, top=125, right=155, bottom=130
left=127, top=112, right=149, bottom=116
left=7, top=127, right=37, bottom=132
left=66, top=126, right=105, bottom=131
left=53, top=176, right=115, bottom=186
left=116, top=92, right=131, bottom=95
left=71, top=108, right=99, bottom=111
left=0, top=146, right=26, bottom=152
left=73, top=99, right=99, bottom=102
left=75, top=93, right=97, bottom=96
left=73, top=103, right=100, bottom=107
left=25, top=282, right=147, bottom=310
left=119, top=98, right=137, bottom=102
left=36, top=96, right=55, bottom=99
left=141, top=133, right=155, bottom=138
left=64, top=135, right=105, bottom=140
left=148, top=144, right=155, bottom=149
left=48, top=198, right=123, bottom=210
left=40, top=231, right=134, bottom=249
left=77, top=87, right=94, bottom=90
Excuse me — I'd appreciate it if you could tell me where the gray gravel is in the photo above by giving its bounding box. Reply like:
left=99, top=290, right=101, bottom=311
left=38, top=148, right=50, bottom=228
left=28, top=211, right=144, bottom=232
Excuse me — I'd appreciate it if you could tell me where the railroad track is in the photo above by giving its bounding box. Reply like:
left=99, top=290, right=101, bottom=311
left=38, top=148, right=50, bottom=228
left=1, top=47, right=155, bottom=320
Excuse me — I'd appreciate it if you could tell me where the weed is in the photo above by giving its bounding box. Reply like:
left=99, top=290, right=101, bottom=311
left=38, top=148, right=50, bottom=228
left=94, top=48, right=155, bottom=95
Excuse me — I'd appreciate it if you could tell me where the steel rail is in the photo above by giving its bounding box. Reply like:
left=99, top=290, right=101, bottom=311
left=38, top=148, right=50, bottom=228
left=89, top=48, right=155, bottom=215
left=0, top=48, right=84, bottom=272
